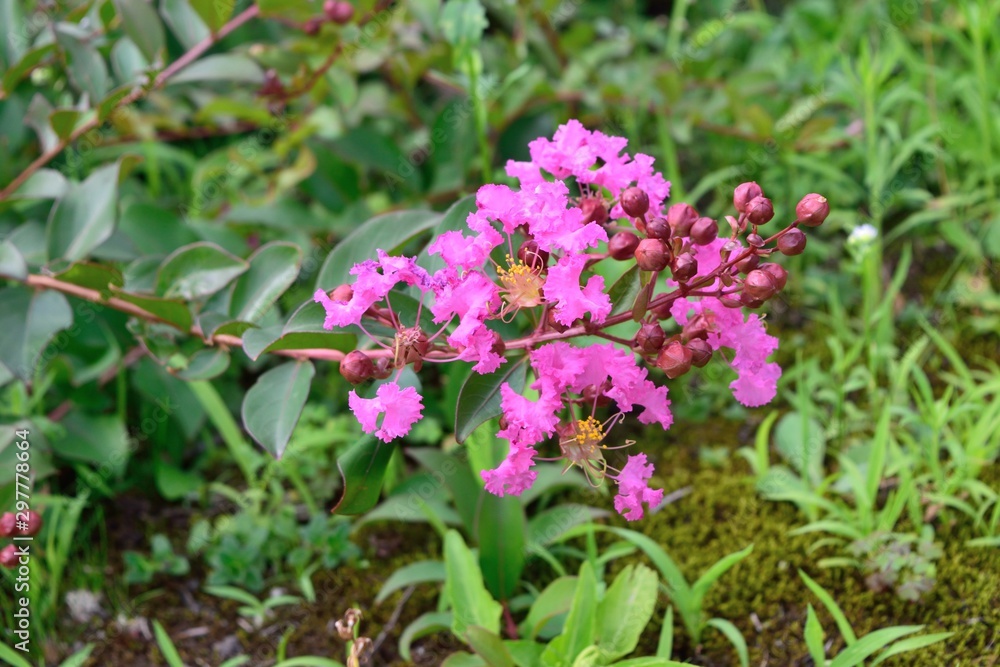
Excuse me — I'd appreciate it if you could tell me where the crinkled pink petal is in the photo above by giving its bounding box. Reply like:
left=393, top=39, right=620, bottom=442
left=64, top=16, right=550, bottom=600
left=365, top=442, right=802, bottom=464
left=529, top=342, right=585, bottom=395
left=428, top=228, right=502, bottom=270
left=528, top=119, right=597, bottom=179
left=431, top=270, right=500, bottom=341
left=569, top=344, right=673, bottom=429
left=481, top=441, right=537, bottom=497
left=468, top=184, right=526, bottom=234
left=505, top=159, right=545, bottom=187
left=498, top=383, right=561, bottom=448
left=613, top=454, right=664, bottom=521
left=543, top=254, right=612, bottom=326
left=731, top=362, right=781, bottom=408
left=348, top=383, right=424, bottom=443
left=456, top=323, right=505, bottom=374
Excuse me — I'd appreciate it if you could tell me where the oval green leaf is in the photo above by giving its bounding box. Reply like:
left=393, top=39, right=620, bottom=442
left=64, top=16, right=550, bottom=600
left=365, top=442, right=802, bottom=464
left=241, top=360, right=315, bottom=458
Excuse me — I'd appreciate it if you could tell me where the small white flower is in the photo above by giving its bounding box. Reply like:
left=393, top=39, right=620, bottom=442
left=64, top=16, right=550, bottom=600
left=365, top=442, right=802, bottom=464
left=848, top=223, right=878, bottom=245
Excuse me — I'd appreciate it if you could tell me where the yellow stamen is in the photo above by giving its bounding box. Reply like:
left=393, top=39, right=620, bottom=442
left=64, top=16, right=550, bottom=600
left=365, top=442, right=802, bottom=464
left=497, top=254, right=544, bottom=316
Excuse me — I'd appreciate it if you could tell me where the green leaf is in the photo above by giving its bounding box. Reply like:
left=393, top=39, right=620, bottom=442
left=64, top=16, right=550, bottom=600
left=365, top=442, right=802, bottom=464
left=400, top=612, right=452, bottom=662
left=332, top=436, right=395, bottom=515
left=455, top=357, right=528, bottom=443
left=476, top=490, right=526, bottom=601
left=110, top=290, right=193, bottom=331
left=113, top=0, right=165, bottom=61
left=527, top=505, right=609, bottom=549
left=160, top=0, right=210, bottom=49
left=705, top=618, right=748, bottom=667
left=58, top=644, right=96, bottom=667
left=229, top=241, right=302, bottom=323
left=0, top=169, right=68, bottom=210
left=799, top=570, right=857, bottom=645
left=828, top=626, right=925, bottom=667
left=316, top=209, right=442, bottom=289
left=0, top=641, right=34, bottom=667
left=0, top=240, right=27, bottom=279
left=690, top=544, right=753, bottom=605
left=596, top=564, right=659, bottom=662
left=521, top=576, right=578, bottom=640
left=54, top=262, right=125, bottom=297
left=804, top=605, right=826, bottom=665
left=170, top=54, right=264, bottom=85
left=869, top=632, right=953, bottom=666
left=445, top=529, right=503, bottom=639
left=506, top=641, right=546, bottom=667
left=466, top=625, right=515, bottom=667
left=241, top=360, right=314, bottom=458
left=156, top=242, right=249, bottom=300
left=175, top=347, right=230, bottom=381
left=656, top=606, right=674, bottom=659
left=407, top=447, right=481, bottom=534
left=50, top=408, right=130, bottom=472
left=46, top=160, right=125, bottom=262
left=257, top=0, right=322, bottom=22
left=541, top=561, right=599, bottom=666
left=443, top=653, right=488, bottom=667
left=440, top=0, right=488, bottom=54
left=608, top=265, right=642, bottom=316
left=2, top=43, right=57, bottom=94
left=0, top=286, right=72, bottom=382
left=189, top=0, right=232, bottom=32
left=241, top=300, right=357, bottom=361
left=774, top=411, right=826, bottom=486
left=375, top=560, right=446, bottom=604
left=153, top=620, right=185, bottom=667
left=55, top=23, right=110, bottom=99
left=610, top=659, right=696, bottom=667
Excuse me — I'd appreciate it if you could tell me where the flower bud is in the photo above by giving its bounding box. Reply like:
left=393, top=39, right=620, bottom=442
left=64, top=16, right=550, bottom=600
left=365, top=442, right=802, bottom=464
left=746, top=233, right=765, bottom=248
left=373, top=357, right=393, bottom=380
left=331, top=284, right=353, bottom=302
left=580, top=196, right=608, bottom=225
left=688, top=338, right=712, bottom=367
left=517, top=239, right=549, bottom=271
left=683, top=313, right=710, bottom=341
left=634, top=322, right=666, bottom=354
left=735, top=252, right=759, bottom=274
left=690, top=217, right=718, bottom=245
left=608, top=232, right=640, bottom=260
left=620, top=187, right=649, bottom=218
left=634, top=239, right=669, bottom=272
left=745, top=196, right=774, bottom=226
left=304, top=17, right=323, bottom=35
left=760, top=263, right=788, bottom=292
left=740, top=291, right=765, bottom=309
left=778, top=228, right=807, bottom=255
left=672, top=253, right=698, bottom=282
left=340, top=350, right=375, bottom=384
left=645, top=216, right=671, bottom=241
left=719, top=296, right=744, bottom=309
left=656, top=341, right=692, bottom=379
left=583, top=380, right=613, bottom=407
left=666, top=203, right=698, bottom=237
left=0, top=513, right=15, bottom=538
left=546, top=308, right=569, bottom=332
left=743, top=269, right=778, bottom=301
left=733, top=182, right=763, bottom=213
left=796, top=193, right=829, bottom=227
left=324, top=0, right=355, bottom=23
left=0, top=545, right=18, bottom=569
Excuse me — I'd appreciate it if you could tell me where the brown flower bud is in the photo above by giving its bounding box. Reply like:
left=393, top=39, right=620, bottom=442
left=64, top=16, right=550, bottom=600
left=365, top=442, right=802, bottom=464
left=720, top=295, right=744, bottom=308
left=645, top=216, right=671, bottom=241
left=304, top=17, right=323, bottom=34
left=335, top=608, right=362, bottom=640
left=517, top=239, right=549, bottom=271
left=778, top=228, right=807, bottom=255
left=340, top=350, right=375, bottom=384
left=635, top=322, right=666, bottom=354
left=672, top=254, right=698, bottom=282
left=546, top=308, right=569, bottom=332
left=746, top=233, right=765, bottom=248
left=324, top=0, right=355, bottom=23
left=683, top=313, right=710, bottom=341
left=583, top=380, right=613, bottom=407
left=688, top=338, right=712, bottom=367
left=740, top=291, right=765, bottom=308
left=634, top=239, right=669, bottom=271
left=745, top=196, right=774, bottom=226
left=0, top=513, right=15, bottom=538
left=690, top=217, right=718, bottom=245
left=580, top=196, right=608, bottom=225
left=743, top=269, right=779, bottom=301
left=373, top=357, right=393, bottom=380
left=0, top=545, right=18, bottom=569
left=608, top=232, right=640, bottom=260
left=620, top=187, right=649, bottom=218
left=666, top=203, right=698, bottom=237
left=796, top=193, right=829, bottom=227
left=331, top=284, right=353, bottom=302
left=733, top=182, right=763, bottom=213
left=735, top=252, right=759, bottom=274
left=656, top=341, right=693, bottom=379
left=760, top=263, right=788, bottom=292
left=260, top=69, right=284, bottom=97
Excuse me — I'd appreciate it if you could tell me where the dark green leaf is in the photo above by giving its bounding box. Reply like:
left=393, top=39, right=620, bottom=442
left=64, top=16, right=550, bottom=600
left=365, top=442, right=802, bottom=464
left=50, top=408, right=130, bottom=472
left=111, top=290, right=194, bottom=331
left=54, top=262, right=124, bottom=297
left=156, top=242, right=249, bottom=300
left=521, top=576, right=578, bottom=640
left=455, top=357, right=527, bottom=443
left=0, top=287, right=73, bottom=382
left=608, top=265, right=642, bottom=316
left=241, top=300, right=356, bottom=361
left=2, top=44, right=56, bottom=94
left=407, top=448, right=480, bottom=534
left=113, top=0, right=165, bottom=61
left=229, top=241, right=302, bottom=323
left=54, top=23, right=110, bottom=99
left=46, top=160, right=125, bottom=262
left=476, top=491, right=526, bottom=602
left=444, top=530, right=502, bottom=639
left=241, top=360, right=314, bottom=458
left=175, top=348, right=230, bottom=381
left=333, top=436, right=396, bottom=515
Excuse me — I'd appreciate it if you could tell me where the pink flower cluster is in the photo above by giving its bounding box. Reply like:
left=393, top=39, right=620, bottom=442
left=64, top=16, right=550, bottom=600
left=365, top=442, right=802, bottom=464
left=314, top=120, right=789, bottom=521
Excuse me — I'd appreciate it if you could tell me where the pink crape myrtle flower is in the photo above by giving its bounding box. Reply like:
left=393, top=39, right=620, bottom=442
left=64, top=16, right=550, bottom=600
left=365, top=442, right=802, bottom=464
left=543, top=254, right=612, bottom=327
left=613, top=453, right=664, bottom=521
left=314, top=250, right=430, bottom=328
left=348, top=382, right=424, bottom=443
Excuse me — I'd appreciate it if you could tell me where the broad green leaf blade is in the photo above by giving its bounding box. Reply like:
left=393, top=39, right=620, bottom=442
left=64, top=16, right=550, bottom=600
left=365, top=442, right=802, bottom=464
left=869, top=632, right=953, bottom=666
left=455, top=357, right=528, bottom=443
left=375, top=560, right=446, bottom=604
left=773, top=411, right=826, bottom=486
left=0, top=240, right=27, bottom=279
left=111, top=290, right=194, bottom=331
left=54, top=262, right=124, bottom=297
left=332, top=437, right=395, bottom=515
left=505, top=640, right=546, bottom=667
left=656, top=606, right=674, bottom=658
left=160, top=0, right=211, bottom=49
left=241, top=360, right=315, bottom=458
left=113, top=0, right=166, bottom=61
left=799, top=570, right=857, bottom=645
left=691, top=545, right=753, bottom=605
left=466, top=625, right=515, bottom=667
left=156, top=242, right=249, bottom=300
left=244, top=300, right=357, bottom=361
left=2, top=44, right=57, bottom=94
left=229, top=241, right=303, bottom=323
left=476, top=491, right=526, bottom=602
left=400, top=612, right=452, bottom=662
left=608, top=265, right=641, bottom=315
left=541, top=560, right=599, bottom=666
left=316, top=209, right=442, bottom=289
left=0, top=286, right=72, bottom=382
left=46, top=161, right=123, bottom=262
left=407, top=447, right=481, bottom=534
left=189, top=0, right=232, bottom=32
left=54, top=23, right=110, bottom=99
left=521, top=576, right=578, bottom=640
left=828, top=626, right=925, bottom=667
left=804, top=605, right=826, bottom=665
left=706, top=618, right=748, bottom=667
left=175, top=348, right=230, bottom=381
left=526, top=504, right=609, bottom=549
left=169, top=54, right=264, bottom=85
left=445, top=530, right=503, bottom=639
left=596, top=564, right=659, bottom=662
